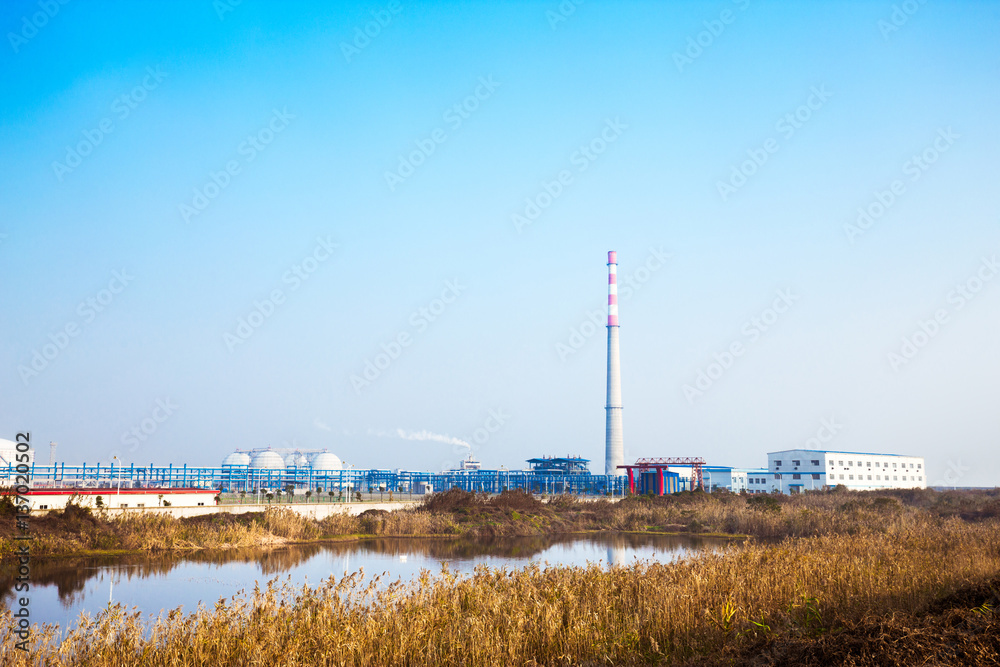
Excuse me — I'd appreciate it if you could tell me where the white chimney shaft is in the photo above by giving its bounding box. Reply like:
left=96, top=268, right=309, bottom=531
left=605, top=251, right=625, bottom=476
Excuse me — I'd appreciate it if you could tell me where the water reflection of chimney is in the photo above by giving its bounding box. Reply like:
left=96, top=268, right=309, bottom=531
left=607, top=545, right=627, bottom=567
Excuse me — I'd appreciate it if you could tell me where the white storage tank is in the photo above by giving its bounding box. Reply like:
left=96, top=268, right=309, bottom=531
left=0, top=438, right=33, bottom=467
left=284, top=451, right=310, bottom=468
left=310, top=451, right=343, bottom=471
left=222, top=451, right=251, bottom=467
left=249, top=449, right=286, bottom=471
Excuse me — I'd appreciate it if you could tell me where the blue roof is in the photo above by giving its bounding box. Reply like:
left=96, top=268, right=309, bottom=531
left=767, top=449, right=918, bottom=458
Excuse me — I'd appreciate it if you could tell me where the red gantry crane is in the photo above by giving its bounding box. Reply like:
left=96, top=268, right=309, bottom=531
left=618, top=457, right=706, bottom=495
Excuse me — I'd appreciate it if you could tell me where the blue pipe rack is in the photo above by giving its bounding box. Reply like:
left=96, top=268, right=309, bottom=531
left=2, top=463, right=628, bottom=496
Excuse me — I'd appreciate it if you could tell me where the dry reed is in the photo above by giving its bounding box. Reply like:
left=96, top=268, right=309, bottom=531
left=2, top=517, right=999, bottom=666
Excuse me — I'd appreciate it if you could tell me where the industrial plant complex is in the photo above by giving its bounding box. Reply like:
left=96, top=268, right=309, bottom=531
left=3, top=252, right=926, bottom=509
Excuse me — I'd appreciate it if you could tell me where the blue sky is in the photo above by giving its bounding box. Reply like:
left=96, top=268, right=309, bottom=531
left=1, top=0, right=998, bottom=486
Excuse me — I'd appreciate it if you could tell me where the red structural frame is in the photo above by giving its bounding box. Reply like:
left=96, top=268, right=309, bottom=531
left=617, top=457, right=706, bottom=495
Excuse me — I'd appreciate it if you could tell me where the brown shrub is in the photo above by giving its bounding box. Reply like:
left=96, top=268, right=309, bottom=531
left=487, top=489, right=543, bottom=512
left=421, top=488, right=479, bottom=513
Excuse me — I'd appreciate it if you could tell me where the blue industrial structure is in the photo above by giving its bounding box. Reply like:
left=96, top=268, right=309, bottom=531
left=2, top=462, right=629, bottom=496
left=525, top=456, right=590, bottom=475
left=632, top=468, right=681, bottom=495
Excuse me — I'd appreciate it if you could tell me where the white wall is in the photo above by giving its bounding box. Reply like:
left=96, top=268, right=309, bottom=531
left=704, top=468, right=750, bottom=493
left=0, top=439, right=34, bottom=467
left=24, top=491, right=217, bottom=511
left=769, top=450, right=926, bottom=492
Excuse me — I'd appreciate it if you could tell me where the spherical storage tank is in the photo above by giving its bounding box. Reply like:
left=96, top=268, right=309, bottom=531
left=310, top=451, right=343, bottom=471
left=222, top=451, right=251, bottom=467
left=0, top=438, right=32, bottom=467
left=249, top=449, right=286, bottom=471
left=284, top=451, right=310, bottom=468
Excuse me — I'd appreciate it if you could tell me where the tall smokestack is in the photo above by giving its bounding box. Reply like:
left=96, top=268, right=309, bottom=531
left=605, top=251, right=625, bottom=476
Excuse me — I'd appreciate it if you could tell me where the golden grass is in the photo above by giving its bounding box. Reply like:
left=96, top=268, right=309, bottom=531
left=3, top=517, right=999, bottom=666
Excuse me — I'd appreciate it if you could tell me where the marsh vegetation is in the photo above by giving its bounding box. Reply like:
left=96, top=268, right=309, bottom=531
left=2, top=516, right=998, bottom=665
left=2, top=488, right=999, bottom=665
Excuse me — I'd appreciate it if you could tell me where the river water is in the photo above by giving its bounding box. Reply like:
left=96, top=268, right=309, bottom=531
left=3, top=533, right=733, bottom=630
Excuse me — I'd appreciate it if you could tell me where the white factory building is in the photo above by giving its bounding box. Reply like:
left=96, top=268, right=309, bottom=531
left=702, top=466, right=759, bottom=493
left=746, top=472, right=772, bottom=495
left=0, top=438, right=34, bottom=467
left=757, top=449, right=926, bottom=494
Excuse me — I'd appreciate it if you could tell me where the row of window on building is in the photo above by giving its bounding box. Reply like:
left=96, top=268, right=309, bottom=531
left=833, top=474, right=923, bottom=482
left=750, top=473, right=923, bottom=484
left=750, top=474, right=821, bottom=484
left=775, top=458, right=921, bottom=470
left=830, top=460, right=920, bottom=470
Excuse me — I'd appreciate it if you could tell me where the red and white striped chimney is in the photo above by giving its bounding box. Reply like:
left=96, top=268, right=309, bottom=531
left=608, top=250, right=619, bottom=326
left=606, top=251, right=624, bottom=476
